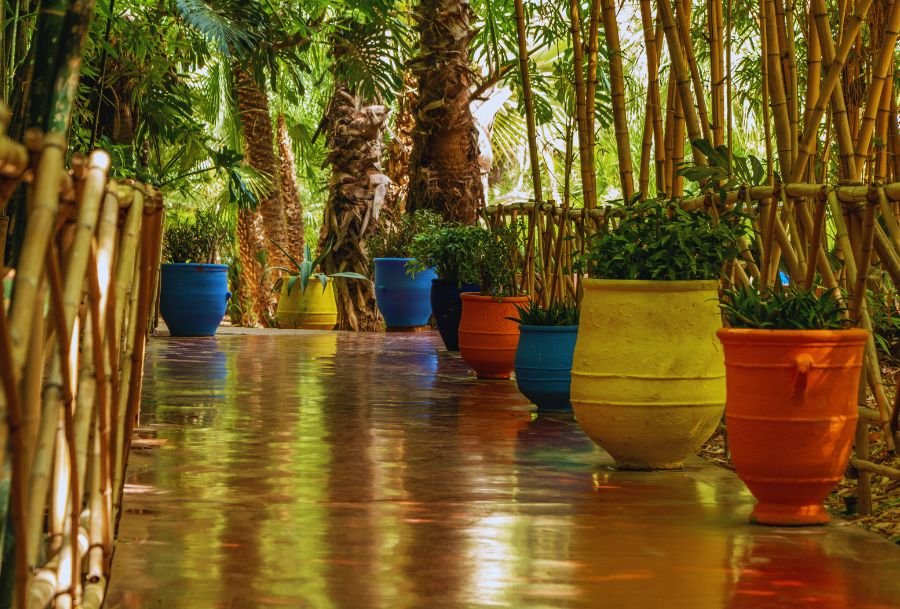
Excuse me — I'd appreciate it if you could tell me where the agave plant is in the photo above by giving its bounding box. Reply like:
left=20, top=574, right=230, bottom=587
left=270, top=239, right=369, bottom=296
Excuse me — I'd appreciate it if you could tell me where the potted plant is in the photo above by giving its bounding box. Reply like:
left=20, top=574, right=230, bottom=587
left=270, top=240, right=368, bottom=330
left=570, top=200, right=744, bottom=469
left=717, top=285, right=868, bottom=525
left=510, top=300, right=579, bottom=411
left=159, top=208, right=231, bottom=337
left=368, top=210, right=439, bottom=329
left=409, top=224, right=481, bottom=350
left=458, top=223, right=528, bottom=379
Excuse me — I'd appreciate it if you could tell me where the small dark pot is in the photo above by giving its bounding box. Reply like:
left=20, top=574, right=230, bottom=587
left=430, top=279, right=480, bottom=351
left=160, top=263, right=230, bottom=337
left=374, top=258, right=437, bottom=328
left=515, top=325, right=578, bottom=411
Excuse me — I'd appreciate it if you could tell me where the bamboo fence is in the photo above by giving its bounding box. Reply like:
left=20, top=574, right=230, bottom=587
left=0, top=115, right=164, bottom=608
left=482, top=181, right=900, bottom=514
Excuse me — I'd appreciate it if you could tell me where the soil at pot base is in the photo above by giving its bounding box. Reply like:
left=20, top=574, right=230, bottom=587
left=570, top=279, right=725, bottom=469
left=160, top=263, right=230, bottom=337
left=717, top=328, right=868, bottom=526
left=515, top=325, right=578, bottom=411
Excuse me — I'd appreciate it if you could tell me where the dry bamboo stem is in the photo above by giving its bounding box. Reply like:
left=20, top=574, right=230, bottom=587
left=600, top=0, right=634, bottom=201
left=657, top=0, right=706, bottom=160
left=569, top=0, right=595, bottom=209
left=513, top=0, right=543, bottom=204
left=853, top=0, right=900, bottom=178
left=674, top=0, right=712, bottom=144
left=794, top=0, right=875, bottom=182
left=585, top=0, right=600, bottom=206
left=762, top=0, right=795, bottom=177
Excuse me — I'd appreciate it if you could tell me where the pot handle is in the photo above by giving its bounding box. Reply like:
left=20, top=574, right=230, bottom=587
left=793, top=353, right=814, bottom=398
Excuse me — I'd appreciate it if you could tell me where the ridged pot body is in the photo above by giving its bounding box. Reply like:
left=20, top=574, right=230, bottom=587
left=160, top=263, right=230, bottom=337
left=515, top=325, right=578, bottom=411
left=374, top=258, right=437, bottom=328
left=571, top=279, right=725, bottom=469
left=431, top=279, right=481, bottom=351
left=275, top=280, right=338, bottom=330
left=459, top=293, right=529, bottom=379
left=717, top=328, right=868, bottom=526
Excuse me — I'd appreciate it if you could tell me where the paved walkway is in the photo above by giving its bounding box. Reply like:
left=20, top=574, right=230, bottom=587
left=107, top=329, right=900, bottom=609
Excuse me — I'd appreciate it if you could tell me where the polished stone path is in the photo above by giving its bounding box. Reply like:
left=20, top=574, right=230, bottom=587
left=107, top=329, right=900, bottom=609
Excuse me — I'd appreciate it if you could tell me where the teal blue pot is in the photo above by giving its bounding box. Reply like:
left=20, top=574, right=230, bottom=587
left=514, top=325, right=578, bottom=411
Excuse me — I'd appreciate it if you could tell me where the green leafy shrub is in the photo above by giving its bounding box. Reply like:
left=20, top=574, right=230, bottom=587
left=580, top=199, right=746, bottom=281
left=720, top=284, right=849, bottom=330
left=408, top=224, right=483, bottom=286
left=868, top=288, right=900, bottom=360
left=367, top=209, right=442, bottom=260
left=510, top=300, right=579, bottom=326
left=458, top=222, right=524, bottom=298
left=163, top=208, right=227, bottom=264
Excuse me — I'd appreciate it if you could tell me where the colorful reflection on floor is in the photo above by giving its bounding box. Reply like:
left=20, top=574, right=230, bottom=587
left=107, top=330, right=900, bottom=609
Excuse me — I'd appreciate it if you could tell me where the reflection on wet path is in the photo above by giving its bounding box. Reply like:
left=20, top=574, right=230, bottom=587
left=107, top=330, right=900, bottom=609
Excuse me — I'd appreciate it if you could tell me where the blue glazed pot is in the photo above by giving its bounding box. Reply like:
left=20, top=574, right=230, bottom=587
left=159, top=263, right=231, bottom=337
left=431, top=279, right=480, bottom=351
left=515, top=325, right=578, bottom=411
left=374, top=258, right=437, bottom=328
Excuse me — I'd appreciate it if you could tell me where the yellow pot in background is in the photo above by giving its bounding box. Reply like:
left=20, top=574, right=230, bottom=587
left=275, top=279, right=338, bottom=330
left=570, top=279, right=725, bottom=470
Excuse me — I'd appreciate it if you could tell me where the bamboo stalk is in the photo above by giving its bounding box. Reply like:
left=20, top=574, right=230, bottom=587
left=569, top=0, right=595, bottom=209
left=585, top=0, right=600, bottom=206
left=513, top=0, right=543, bottom=204
left=674, top=0, right=712, bottom=144
left=600, top=0, right=635, bottom=201
left=762, top=0, right=795, bottom=177
left=852, top=0, right=900, bottom=178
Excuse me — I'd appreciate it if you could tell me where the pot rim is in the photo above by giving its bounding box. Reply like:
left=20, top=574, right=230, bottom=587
left=518, top=324, right=579, bottom=332
left=581, top=277, right=719, bottom=292
left=460, top=292, right=529, bottom=303
left=717, top=327, right=869, bottom=344
left=373, top=257, right=415, bottom=263
left=161, top=262, right=228, bottom=271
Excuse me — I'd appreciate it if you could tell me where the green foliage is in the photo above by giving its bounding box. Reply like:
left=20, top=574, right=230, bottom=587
left=457, top=222, right=524, bottom=298
left=408, top=224, right=484, bottom=286
left=163, top=207, right=228, bottom=263
left=677, top=139, right=767, bottom=199
left=367, top=210, right=442, bottom=260
left=868, top=289, right=900, bottom=360
left=580, top=200, right=746, bottom=281
left=720, top=285, right=849, bottom=330
left=510, top=300, right=579, bottom=326
left=270, top=239, right=368, bottom=296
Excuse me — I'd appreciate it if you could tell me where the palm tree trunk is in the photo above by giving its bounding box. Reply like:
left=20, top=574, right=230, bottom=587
left=322, top=86, right=388, bottom=331
left=408, top=0, right=484, bottom=224
left=385, top=72, right=417, bottom=212
left=277, top=114, right=304, bottom=263
left=234, top=208, right=267, bottom=327
left=233, top=65, right=288, bottom=272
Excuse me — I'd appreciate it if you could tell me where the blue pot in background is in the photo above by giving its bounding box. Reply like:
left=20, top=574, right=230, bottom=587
left=514, top=325, right=578, bottom=411
left=160, top=263, right=230, bottom=337
left=431, top=279, right=480, bottom=351
left=374, top=258, right=437, bottom=328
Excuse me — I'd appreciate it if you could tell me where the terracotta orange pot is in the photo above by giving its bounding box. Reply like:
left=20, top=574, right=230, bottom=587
left=458, top=293, right=528, bottom=380
left=717, top=328, right=868, bottom=526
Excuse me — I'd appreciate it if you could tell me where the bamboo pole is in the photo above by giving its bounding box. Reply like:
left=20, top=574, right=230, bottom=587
left=600, top=0, right=635, bottom=201
left=585, top=0, right=600, bottom=206
left=569, top=0, right=595, bottom=209
left=513, top=0, right=543, bottom=204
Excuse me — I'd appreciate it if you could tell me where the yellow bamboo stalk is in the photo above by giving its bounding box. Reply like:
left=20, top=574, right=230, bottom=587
left=569, top=0, right=595, bottom=208
left=852, top=0, right=900, bottom=178
left=793, top=0, right=875, bottom=182
left=585, top=0, right=600, bottom=205
left=601, top=0, right=635, bottom=201
left=709, top=0, right=726, bottom=147
left=674, top=0, right=713, bottom=144
left=657, top=0, right=706, bottom=160
left=513, top=0, right=543, bottom=204
left=762, top=0, right=794, bottom=177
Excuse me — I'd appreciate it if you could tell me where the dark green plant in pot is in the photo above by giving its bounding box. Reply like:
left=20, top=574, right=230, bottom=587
left=459, top=222, right=524, bottom=298
left=720, top=284, right=849, bottom=330
left=367, top=209, right=443, bottom=261
left=163, top=208, right=228, bottom=264
left=579, top=199, right=747, bottom=280
left=269, top=239, right=369, bottom=296
left=510, top=300, right=579, bottom=326
left=408, top=224, right=483, bottom=286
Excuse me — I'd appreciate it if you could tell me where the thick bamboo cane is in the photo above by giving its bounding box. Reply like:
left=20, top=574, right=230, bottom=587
left=569, top=0, right=595, bottom=209
left=793, top=0, right=875, bottom=182
left=585, top=0, right=600, bottom=205
left=513, top=0, right=543, bottom=205
left=601, top=0, right=635, bottom=201
left=774, top=0, right=799, bottom=162
left=657, top=0, right=706, bottom=161
left=762, top=0, right=794, bottom=177
left=852, top=0, right=900, bottom=178
left=710, top=0, right=726, bottom=147
left=674, top=0, right=712, bottom=144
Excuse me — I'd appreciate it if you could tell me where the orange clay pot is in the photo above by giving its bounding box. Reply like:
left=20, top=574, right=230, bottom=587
left=717, top=328, right=868, bottom=526
left=459, top=293, right=529, bottom=380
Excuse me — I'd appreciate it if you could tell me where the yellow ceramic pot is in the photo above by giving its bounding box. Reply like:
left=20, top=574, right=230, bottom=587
left=570, top=279, right=725, bottom=469
left=275, top=280, right=338, bottom=330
